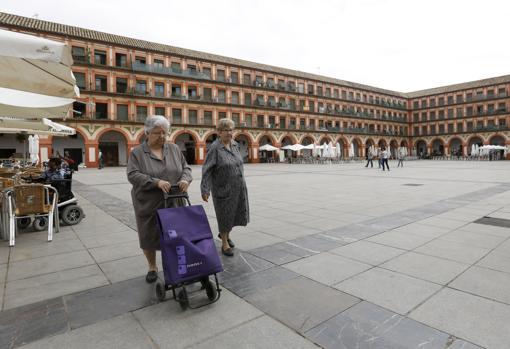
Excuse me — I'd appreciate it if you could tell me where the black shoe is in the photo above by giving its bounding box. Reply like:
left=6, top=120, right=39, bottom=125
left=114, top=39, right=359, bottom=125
left=146, top=270, right=157, bottom=283
left=221, top=247, right=234, bottom=257
left=218, top=234, right=235, bottom=248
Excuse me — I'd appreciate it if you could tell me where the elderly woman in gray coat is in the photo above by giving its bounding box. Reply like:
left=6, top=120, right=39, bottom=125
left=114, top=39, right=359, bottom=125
left=201, top=118, right=249, bottom=257
left=127, top=115, right=192, bottom=283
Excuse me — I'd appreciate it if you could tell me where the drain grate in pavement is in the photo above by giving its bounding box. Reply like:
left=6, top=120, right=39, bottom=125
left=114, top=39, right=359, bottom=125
left=473, top=217, right=510, bottom=228
left=403, top=183, right=424, bottom=186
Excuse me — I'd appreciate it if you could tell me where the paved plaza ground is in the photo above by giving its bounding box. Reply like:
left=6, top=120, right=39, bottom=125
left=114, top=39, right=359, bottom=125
left=1, top=159, right=510, bottom=348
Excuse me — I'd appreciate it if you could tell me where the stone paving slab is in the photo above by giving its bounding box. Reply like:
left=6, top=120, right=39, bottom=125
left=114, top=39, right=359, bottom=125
left=283, top=252, right=372, bottom=286
left=439, top=229, right=508, bottom=249
left=88, top=240, right=141, bottom=263
left=366, top=230, right=434, bottom=250
left=99, top=254, right=163, bottom=284
left=414, top=239, right=491, bottom=264
left=334, top=267, right=442, bottom=315
left=0, top=297, right=68, bottom=349
left=77, top=228, right=138, bottom=249
left=305, top=301, right=476, bottom=349
left=380, top=251, right=470, bottom=285
left=8, top=238, right=85, bottom=262
left=4, top=265, right=109, bottom=310
left=18, top=313, right=155, bottom=349
left=410, top=288, right=510, bottom=349
left=7, top=250, right=96, bottom=282
left=64, top=275, right=158, bottom=329
left=245, top=276, right=360, bottom=333
left=221, top=266, right=299, bottom=298
left=476, top=250, right=510, bottom=273
left=449, top=266, right=510, bottom=305
left=189, top=315, right=319, bottom=349
left=248, top=241, right=314, bottom=265
left=133, top=289, right=263, bottom=349
left=329, top=240, right=406, bottom=265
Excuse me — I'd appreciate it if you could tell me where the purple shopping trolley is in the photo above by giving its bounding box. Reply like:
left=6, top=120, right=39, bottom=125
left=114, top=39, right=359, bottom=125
left=155, top=186, right=223, bottom=310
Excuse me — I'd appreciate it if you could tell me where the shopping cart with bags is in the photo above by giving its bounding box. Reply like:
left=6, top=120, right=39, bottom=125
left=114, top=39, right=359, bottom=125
left=155, top=186, right=223, bottom=310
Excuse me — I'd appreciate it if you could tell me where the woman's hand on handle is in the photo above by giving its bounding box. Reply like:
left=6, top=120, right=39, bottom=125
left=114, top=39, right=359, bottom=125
left=201, top=193, right=209, bottom=202
left=157, top=180, right=171, bottom=193
left=178, top=180, right=189, bottom=192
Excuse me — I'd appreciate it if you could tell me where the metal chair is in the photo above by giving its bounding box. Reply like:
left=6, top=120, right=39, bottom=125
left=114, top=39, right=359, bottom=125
left=5, top=184, right=58, bottom=246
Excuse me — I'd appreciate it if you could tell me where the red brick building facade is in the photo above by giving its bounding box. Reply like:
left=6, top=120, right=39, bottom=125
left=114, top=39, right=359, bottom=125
left=0, top=12, right=508, bottom=166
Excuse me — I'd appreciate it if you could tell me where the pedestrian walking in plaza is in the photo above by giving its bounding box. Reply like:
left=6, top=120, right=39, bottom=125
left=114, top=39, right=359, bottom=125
left=365, top=149, right=373, bottom=168
left=98, top=151, right=104, bottom=169
left=127, top=115, right=192, bottom=283
left=377, top=147, right=382, bottom=168
left=381, top=147, right=390, bottom=171
left=201, top=118, right=250, bottom=257
left=397, top=147, right=405, bottom=167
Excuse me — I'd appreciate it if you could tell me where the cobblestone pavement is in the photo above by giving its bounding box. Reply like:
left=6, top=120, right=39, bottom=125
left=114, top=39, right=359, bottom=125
left=1, top=160, right=510, bottom=348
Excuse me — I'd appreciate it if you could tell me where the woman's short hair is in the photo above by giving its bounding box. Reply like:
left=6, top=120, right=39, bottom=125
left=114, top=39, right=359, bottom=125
left=144, top=115, right=171, bottom=134
left=217, top=118, right=235, bottom=131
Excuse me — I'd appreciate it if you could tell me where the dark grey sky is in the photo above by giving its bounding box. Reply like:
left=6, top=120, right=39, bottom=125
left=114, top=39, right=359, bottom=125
left=2, top=0, right=509, bottom=92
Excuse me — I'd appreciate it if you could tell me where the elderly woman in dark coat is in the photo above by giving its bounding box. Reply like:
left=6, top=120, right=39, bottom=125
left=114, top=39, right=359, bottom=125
left=127, top=115, right=192, bottom=283
left=201, top=118, right=249, bottom=257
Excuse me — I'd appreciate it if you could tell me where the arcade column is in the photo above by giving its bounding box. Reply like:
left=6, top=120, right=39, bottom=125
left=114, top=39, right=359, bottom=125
left=196, top=142, right=206, bottom=165
left=249, top=142, right=260, bottom=163
left=85, top=141, right=98, bottom=168
left=38, top=137, right=52, bottom=162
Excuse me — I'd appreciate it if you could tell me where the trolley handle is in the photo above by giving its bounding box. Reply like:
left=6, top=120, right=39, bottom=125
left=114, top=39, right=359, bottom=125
left=163, top=185, right=191, bottom=207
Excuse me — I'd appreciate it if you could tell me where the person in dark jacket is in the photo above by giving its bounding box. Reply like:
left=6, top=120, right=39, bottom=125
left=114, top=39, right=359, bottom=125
left=127, top=115, right=192, bottom=283
left=201, top=118, right=250, bottom=257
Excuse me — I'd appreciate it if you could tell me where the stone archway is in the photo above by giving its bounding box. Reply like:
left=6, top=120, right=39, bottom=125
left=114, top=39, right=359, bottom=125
left=281, top=135, right=294, bottom=158
left=431, top=138, right=445, bottom=156
left=389, top=140, right=399, bottom=158
left=335, top=137, right=348, bottom=158
left=352, top=138, right=362, bottom=157
left=415, top=140, right=427, bottom=157
left=400, top=140, right=408, bottom=147
left=98, top=130, right=129, bottom=166
left=319, top=136, right=332, bottom=145
left=467, top=136, right=483, bottom=155
left=205, top=133, right=218, bottom=152
left=175, top=132, right=197, bottom=165
left=52, top=132, right=86, bottom=169
left=301, top=136, right=315, bottom=157
left=235, top=133, right=251, bottom=163
left=489, top=135, right=506, bottom=146
left=449, top=137, right=463, bottom=156
left=258, top=135, right=276, bottom=162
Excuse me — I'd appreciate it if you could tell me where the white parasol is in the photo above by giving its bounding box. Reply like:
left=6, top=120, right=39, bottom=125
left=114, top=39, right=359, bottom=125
left=0, top=29, right=79, bottom=119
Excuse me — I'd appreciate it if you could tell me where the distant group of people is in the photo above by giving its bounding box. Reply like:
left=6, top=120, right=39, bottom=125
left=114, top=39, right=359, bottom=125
left=365, top=147, right=405, bottom=171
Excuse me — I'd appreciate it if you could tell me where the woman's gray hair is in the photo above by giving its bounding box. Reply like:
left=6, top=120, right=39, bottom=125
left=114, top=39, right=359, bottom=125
left=217, top=118, right=235, bottom=131
left=144, top=115, right=170, bottom=134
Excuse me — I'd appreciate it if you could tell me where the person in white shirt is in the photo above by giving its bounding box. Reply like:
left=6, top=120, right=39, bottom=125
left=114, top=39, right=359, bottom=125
left=381, top=147, right=390, bottom=171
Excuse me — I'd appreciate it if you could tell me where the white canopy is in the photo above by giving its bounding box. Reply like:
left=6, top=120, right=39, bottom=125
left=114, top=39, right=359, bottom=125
left=302, top=144, right=315, bottom=150
left=0, top=29, right=79, bottom=119
left=0, top=117, right=76, bottom=136
left=259, top=144, right=279, bottom=151
left=282, top=144, right=305, bottom=151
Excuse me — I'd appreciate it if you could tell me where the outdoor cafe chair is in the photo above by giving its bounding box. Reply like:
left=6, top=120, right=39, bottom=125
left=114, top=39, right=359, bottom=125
left=5, top=183, right=58, bottom=246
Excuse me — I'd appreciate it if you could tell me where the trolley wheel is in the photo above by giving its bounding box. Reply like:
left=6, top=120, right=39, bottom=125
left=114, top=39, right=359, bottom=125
left=177, top=288, right=189, bottom=310
left=33, top=217, right=48, bottom=231
left=17, top=217, right=31, bottom=230
left=155, top=279, right=166, bottom=302
left=204, top=280, right=217, bottom=301
left=61, top=205, right=84, bottom=226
